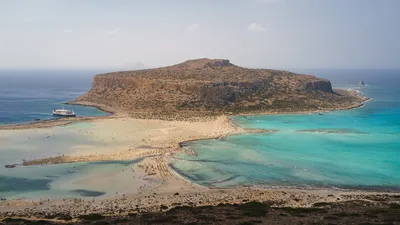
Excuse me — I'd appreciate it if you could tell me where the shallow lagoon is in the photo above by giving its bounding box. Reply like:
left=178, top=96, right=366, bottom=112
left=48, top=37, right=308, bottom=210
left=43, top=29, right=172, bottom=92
left=0, top=159, right=144, bottom=201
left=172, top=70, right=400, bottom=191
left=0, top=123, right=145, bottom=201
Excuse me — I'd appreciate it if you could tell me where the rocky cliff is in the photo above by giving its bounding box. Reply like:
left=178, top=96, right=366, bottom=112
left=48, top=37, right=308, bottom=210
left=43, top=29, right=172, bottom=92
left=73, top=59, right=365, bottom=118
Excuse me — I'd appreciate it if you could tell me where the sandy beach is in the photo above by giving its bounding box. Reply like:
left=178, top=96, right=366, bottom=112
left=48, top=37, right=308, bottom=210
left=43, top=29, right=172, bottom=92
left=1, top=115, right=257, bottom=165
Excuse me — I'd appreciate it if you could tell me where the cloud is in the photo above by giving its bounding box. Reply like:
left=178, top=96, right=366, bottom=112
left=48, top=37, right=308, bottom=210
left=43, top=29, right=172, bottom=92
left=185, top=23, right=199, bottom=32
left=63, top=29, right=73, bottom=33
left=248, top=23, right=266, bottom=32
left=24, top=17, right=33, bottom=23
left=105, top=28, right=120, bottom=35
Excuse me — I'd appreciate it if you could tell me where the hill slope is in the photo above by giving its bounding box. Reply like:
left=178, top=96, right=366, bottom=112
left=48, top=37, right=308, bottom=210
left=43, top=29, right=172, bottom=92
left=72, top=59, right=366, bottom=118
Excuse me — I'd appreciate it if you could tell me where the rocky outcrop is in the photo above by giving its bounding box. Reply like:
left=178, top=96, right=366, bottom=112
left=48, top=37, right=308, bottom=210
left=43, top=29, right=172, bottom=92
left=73, top=58, right=365, bottom=118
left=303, top=80, right=333, bottom=93
left=205, top=59, right=232, bottom=67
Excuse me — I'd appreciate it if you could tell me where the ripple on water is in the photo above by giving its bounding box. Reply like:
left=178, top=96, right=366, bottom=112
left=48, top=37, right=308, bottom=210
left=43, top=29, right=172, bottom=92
left=296, top=128, right=369, bottom=134
left=171, top=89, right=400, bottom=191
left=0, top=176, right=52, bottom=193
left=0, top=159, right=144, bottom=200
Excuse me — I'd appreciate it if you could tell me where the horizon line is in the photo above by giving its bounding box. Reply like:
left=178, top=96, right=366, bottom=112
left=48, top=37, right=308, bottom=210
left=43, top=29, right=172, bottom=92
left=0, top=67, right=399, bottom=71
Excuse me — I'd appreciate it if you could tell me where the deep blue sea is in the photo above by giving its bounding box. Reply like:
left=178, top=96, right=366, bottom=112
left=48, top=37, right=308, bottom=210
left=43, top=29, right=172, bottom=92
left=0, top=70, right=137, bottom=200
left=172, top=69, right=400, bottom=191
left=0, top=70, right=108, bottom=125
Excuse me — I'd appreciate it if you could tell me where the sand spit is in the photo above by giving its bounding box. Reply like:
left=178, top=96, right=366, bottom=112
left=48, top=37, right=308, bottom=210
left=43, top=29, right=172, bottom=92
left=13, top=116, right=271, bottom=166
left=0, top=116, right=118, bottom=130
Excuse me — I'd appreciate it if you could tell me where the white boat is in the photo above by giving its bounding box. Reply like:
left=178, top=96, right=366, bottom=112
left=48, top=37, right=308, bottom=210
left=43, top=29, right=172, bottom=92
left=52, top=107, right=76, bottom=117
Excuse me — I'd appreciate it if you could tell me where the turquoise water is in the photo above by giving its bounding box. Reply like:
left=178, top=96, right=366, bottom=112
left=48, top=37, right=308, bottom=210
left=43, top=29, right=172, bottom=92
left=172, top=69, right=400, bottom=191
left=0, top=159, right=143, bottom=201
left=0, top=122, right=148, bottom=201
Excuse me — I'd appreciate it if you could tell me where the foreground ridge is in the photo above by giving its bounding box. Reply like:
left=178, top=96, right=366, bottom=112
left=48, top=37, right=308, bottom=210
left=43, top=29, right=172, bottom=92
left=1, top=190, right=399, bottom=224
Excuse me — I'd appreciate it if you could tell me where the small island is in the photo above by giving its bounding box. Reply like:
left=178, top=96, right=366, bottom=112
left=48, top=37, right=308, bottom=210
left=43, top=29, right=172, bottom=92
left=70, top=58, right=367, bottom=118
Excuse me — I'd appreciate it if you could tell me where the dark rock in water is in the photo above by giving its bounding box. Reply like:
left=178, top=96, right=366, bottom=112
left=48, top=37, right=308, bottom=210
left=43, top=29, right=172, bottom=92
left=179, top=142, right=188, bottom=148
left=34, top=118, right=41, bottom=121
left=360, top=80, right=366, bottom=86
left=5, top=164, right=16, bottom=168
left=0, top=198, right=6, bottom=201
left=71, top=189, right=106, bottom=197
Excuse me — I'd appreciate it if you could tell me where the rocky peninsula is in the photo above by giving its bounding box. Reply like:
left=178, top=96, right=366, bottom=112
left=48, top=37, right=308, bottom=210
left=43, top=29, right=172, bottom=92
left=70, top=58, right=367, bottom=119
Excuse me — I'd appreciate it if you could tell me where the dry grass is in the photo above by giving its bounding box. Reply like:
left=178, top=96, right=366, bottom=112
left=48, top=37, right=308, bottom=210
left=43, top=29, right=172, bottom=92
left=73, top=58, right=367, bottom=119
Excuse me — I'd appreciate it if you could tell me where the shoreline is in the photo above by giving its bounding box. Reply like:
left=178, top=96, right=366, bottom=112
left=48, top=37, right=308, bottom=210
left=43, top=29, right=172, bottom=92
left=0, top=116, right=117, bottom=130
left=1, top=190, right=398, bottom=224
left=167, top=154, right=400, bottom=194
left=235, top=96, right=371, bottom=117
left=2, top=90, right=394, bottom=218
left=1, top=182, right=399, bottom=219
left=66, top=100, right=118, bottom=116
left=0, top=87, right=368, bottom=130
left=165, top=155, right=208, bottom=190
left=0, top=101, right=117, bottom=130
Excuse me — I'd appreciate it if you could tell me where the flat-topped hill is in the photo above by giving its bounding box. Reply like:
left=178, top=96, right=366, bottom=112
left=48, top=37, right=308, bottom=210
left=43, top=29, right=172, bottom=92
left=94, top=58, right=331, bottom=86
left=72, top=59, right=366, bottom=118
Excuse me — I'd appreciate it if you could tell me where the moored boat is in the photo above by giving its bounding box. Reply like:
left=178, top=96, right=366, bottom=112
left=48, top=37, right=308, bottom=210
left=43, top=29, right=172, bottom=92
left=5, top=164, right=16, bottom=168
left=52, top=107, right=76, bottom=117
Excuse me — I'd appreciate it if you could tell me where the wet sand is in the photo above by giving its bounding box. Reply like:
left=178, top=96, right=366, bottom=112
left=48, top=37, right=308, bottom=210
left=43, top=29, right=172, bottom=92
left=2, top=154, right=400, bottom=218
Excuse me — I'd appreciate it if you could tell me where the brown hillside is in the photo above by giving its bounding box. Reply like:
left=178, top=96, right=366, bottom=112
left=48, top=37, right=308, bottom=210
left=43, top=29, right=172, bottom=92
left=72, top=59, right=366, bottom=118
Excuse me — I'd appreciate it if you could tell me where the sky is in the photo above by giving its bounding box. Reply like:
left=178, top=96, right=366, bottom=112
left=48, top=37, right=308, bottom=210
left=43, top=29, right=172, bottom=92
left=1, top=0, right=399, bottom=70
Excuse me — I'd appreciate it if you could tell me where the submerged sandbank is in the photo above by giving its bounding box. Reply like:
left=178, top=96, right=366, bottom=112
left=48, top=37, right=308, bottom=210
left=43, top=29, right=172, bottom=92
left=0, top=116, right=248, bottom=166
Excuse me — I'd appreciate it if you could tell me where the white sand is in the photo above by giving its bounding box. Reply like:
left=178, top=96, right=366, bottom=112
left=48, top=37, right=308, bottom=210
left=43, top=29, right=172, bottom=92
left=0, top=116, right=245, bottom=165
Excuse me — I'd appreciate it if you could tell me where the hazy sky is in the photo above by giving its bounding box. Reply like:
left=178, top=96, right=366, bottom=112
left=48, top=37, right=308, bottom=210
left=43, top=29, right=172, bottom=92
left=1, top=0, right=399, bottom=70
